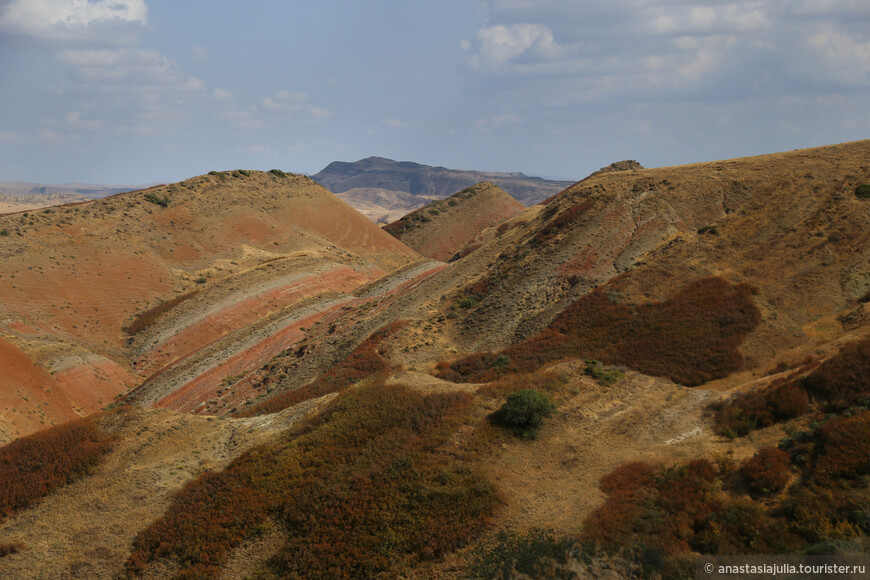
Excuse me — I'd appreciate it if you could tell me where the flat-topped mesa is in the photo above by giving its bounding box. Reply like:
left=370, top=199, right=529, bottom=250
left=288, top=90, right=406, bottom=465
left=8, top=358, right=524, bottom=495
left=383, top=181, right=525, bottom=262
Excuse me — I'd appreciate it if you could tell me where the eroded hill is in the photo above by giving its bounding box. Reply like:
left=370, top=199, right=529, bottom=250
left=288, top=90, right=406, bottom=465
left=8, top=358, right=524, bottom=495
left=383, top=182, right=525, bottom=261
left=1, top=141, right=870, bottom=579
left=0, top=170, right=419, bottom=441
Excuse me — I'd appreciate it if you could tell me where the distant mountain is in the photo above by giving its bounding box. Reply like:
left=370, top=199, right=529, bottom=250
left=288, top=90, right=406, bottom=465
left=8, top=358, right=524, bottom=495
left=0, top=180, right=148, bottom=214
left=312, top=156, right=574, bottom=221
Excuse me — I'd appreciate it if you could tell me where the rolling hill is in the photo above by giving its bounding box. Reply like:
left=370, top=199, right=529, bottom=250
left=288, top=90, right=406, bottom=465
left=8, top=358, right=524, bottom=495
left=0, top=170, right=419, bottom=441
left=1, top=141, right=869, bottom=579
left=383, top=182, right=526, bottom=261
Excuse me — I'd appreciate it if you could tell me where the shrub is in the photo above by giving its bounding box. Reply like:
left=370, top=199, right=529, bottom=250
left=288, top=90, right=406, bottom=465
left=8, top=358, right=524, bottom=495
left=855, top=184, right=870, bottom=200
left=802, top=337, right=870, bottom=410
left=468, top=529, right=579, bottom=579
left=268, top=169, right=287, bottom=178
left=128, top=384, right=497, bottom=578
left=491, top=389, right=557, bottom=438
left=0, top=229, right=8, bottom=237
left=440, top=276, right=760, bottom=386
left=813, top=411, right=870, bottom=479
left=714, top=380, right=809, bottom=438
left=143, top=192, right=170, bottom=208
left=0, top=543, right=23, bottom=558
left=0, top=416, right=115, bottom=524
left=739, top=447, right=792, bottom=496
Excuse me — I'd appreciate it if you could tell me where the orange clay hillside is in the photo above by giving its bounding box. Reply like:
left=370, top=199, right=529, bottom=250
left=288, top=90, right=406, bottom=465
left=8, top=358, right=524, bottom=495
left=0, top=170, right=420, bottom=441
left=383, top=182, right=526, bottom=261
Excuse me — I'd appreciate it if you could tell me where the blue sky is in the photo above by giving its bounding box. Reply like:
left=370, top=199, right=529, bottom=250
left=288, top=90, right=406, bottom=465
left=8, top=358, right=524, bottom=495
left=1, top=0, right=869, bottom=185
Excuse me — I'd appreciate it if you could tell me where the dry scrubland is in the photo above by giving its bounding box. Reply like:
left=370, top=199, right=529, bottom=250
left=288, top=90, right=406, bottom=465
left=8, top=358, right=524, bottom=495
left=0, top=141, right=869, bottom=578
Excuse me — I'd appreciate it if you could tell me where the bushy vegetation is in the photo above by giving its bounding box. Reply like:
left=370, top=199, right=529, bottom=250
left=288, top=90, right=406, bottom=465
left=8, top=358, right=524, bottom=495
left=739, top=447, right=792, bottom=497
left=268, top=169, right=288, bottom=178
left=143, top=192, right=170, bottom=208
left=124, top=291, right=200, bottom=336
left=0, top=416, right=115, bottom=525
left=714, top=379, right=810, bottom=438
left=491, top=389, right=557, bottom=439
left=468, top=528, right=581, bottom=579
left=439, top=277, right=760, bottom=386
left=0, top=229, right=9, bottom=237
left=813, top=411, right=870, bottom=480
left=236, top=321, right=405, bottom=417
left=585, top=403, right=870, bottom=574
left=855, top=184, right=870, bottom=199
left=0, top=543, right=24, bottom=558
left=715, top=336, right=870, bottom=438
left=127, top=383, right=498, bottom=579
left=802, top=337, right=870, bottom=411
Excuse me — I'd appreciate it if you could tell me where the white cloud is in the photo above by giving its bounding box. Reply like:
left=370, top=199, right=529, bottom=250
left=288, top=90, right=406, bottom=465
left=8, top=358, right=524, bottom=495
left=307, top=106, right=333, bottom=120
left=261, top=91, right=308, bottom=113
left=65, top=111, right=102, bottom=129
left=212, top=88, right=234, bottom=102
left=384, top=118, right=409, bottom=128
left=192, top=45, right=209, bottom=62
left=57, top=48, right=204, bottom=92
left=468, top=23, right=566, bottom=71
left=0, top=131, right=31, bottom=144
left=473, top=112, right=521, bottom=132
left=216, top=90, right=332, bottom=130
left=0, top=0, right=147, bottom=40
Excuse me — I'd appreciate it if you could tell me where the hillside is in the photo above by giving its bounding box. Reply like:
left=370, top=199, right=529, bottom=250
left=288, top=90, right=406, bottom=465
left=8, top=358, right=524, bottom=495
left=383, top=182, right=526, bottom=261
left=1, top=141, right=870, bottom=578
left=312, top=156, right=573, bottom=219
left=0, top=170, right=419, bottom=441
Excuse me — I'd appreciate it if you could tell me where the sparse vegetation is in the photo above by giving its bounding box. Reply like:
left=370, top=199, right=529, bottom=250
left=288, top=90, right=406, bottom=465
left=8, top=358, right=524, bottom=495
left=237, top=321, right=406, bottom=416
left=0, top=415, right=115, bottom=525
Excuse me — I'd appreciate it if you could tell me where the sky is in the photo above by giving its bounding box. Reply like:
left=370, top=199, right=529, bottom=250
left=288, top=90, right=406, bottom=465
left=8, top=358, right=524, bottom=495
left=1, top=0, right=869, bottom=185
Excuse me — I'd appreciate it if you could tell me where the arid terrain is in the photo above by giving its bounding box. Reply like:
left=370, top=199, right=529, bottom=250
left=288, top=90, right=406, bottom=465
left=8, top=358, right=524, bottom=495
left=313, top=156, right=572, bottom=222
left=1, top=141, right=869, bottom=578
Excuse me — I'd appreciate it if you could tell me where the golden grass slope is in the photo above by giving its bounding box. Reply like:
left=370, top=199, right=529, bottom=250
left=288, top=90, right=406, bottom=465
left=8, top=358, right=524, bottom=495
left=428, top=140, right=870, bottom=380
left=383, top=182, right=526, bottom=262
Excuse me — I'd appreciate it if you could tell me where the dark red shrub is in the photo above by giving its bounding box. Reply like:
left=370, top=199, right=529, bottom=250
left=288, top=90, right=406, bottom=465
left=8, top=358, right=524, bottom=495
left=739, top=447, right=792, bottom=496
left=803, top=337, right=870, bottom=410
left=0, top=415, right=114, bottom=524
left=814, top=411, right=870, bottom=479
left=442, top=277, right=760, bottom=386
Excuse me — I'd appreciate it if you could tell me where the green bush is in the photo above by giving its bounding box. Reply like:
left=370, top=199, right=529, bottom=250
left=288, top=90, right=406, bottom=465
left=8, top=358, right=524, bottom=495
left=0, top=229, right=8, bottom=237
left=143, top=193, right=170, bottom=208
left=492, top=389, right=557, bottom=438
left=855, top=184, right=870, bottom=200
